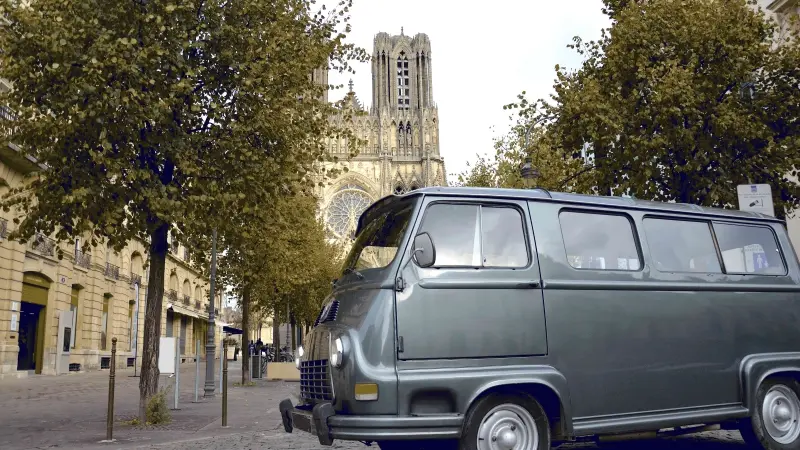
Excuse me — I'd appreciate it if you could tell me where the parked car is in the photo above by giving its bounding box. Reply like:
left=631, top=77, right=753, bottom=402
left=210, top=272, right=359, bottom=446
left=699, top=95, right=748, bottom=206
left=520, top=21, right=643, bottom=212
left=279, top=186, right=800, bottom=450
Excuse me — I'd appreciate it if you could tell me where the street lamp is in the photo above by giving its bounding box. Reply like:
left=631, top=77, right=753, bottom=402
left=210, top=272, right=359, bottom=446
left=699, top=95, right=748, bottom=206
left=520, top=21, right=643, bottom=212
left=520, top=157, right=540, bottom=188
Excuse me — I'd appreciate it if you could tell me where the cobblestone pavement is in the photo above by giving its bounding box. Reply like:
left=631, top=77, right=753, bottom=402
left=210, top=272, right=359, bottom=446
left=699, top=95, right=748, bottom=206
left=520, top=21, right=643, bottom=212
left=129, top=429, right=750, bottom=450
left=0, top=363, right=753, bottom=450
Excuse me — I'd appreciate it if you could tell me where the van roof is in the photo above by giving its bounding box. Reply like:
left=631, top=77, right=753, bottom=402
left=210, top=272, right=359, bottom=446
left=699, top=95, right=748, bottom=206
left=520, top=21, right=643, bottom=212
left=357, top=186, right=782, bottom=235
left=414, top=186, right=781, bottom=221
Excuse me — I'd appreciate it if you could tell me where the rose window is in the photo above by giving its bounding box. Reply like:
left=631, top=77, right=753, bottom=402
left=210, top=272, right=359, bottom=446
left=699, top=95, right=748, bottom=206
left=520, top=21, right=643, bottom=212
left=325, top=187, right=373, bottom=239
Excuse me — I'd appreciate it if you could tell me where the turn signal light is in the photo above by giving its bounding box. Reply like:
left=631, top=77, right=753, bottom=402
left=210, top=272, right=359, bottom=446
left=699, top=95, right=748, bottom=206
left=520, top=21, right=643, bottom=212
left=354, top=383, right=379, bottom=401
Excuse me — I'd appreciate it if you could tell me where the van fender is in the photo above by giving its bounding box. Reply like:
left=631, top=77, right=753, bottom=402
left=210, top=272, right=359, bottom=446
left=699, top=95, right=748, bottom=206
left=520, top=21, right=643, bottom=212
left=465, top=366, right=574, bottom=435
left=740, top=352, right=800, bottom=415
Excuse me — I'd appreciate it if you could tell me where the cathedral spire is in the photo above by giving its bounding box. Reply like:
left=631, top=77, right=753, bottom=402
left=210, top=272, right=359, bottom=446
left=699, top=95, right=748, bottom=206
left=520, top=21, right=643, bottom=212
left=348, top=79, right=354, bottom=92
left=401, top=26, right=404, bottom=36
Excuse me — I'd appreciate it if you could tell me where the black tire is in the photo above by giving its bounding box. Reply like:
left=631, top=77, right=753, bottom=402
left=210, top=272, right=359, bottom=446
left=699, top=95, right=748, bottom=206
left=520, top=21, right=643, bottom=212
left=460, top=392, right=550, bottom=450
left=740, top=377, right=800, bottom=450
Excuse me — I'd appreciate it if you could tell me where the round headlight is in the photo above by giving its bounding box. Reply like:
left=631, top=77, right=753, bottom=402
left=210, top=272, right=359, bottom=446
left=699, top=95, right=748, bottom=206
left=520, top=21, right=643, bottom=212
left=330, top=337, right=344, bottom=368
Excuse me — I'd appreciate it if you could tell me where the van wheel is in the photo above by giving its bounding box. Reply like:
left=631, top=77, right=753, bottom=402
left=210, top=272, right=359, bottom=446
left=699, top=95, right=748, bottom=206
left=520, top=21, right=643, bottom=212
left=741, top=377, right=800, bottom=449
left=461, top=392, right=550, bottom=450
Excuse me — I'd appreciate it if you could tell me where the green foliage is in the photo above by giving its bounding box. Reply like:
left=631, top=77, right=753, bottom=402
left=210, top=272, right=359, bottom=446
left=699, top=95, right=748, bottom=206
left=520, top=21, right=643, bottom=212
left=0, top=0, right=365, bottom=417
left=454, top=115, right=593, bottom=193
left=520, top=0, right=800, bottom=215
left=145, top=390, right=171, bottom=425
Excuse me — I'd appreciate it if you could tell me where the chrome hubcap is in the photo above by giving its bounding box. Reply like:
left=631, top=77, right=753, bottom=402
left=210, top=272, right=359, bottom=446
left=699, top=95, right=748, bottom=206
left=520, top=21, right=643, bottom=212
left=763, top=384, right=800, bottom=444
left=477, top=403, right=538, bottom=450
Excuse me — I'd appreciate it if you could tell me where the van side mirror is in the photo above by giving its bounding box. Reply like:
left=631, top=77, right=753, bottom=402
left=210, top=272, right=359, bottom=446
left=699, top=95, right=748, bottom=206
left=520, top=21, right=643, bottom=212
left=412, top=232, right=436, bottom=268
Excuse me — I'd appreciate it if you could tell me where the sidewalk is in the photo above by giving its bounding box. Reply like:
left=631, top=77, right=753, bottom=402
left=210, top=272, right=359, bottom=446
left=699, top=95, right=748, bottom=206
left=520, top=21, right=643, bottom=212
left=0, top=360, right=304, bottom=450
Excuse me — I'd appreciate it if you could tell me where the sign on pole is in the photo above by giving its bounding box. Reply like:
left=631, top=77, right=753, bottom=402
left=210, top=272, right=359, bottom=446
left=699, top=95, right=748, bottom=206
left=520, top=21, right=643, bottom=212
left=159, top=337, right=177, bottom=374
left=737, top=184, right=775, bottom=217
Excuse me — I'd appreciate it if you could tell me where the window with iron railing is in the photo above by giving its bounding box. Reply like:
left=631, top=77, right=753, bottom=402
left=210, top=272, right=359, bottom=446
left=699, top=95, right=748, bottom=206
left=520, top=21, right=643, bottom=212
left=75, top=249, right=91, bottom=269
left=104, top=263, right=120, bottom=280
left=168, top=290, right=178, bottom=302
left=183, top=295, right=190, bottom=305
left=29, top=233, right=55, bottom=257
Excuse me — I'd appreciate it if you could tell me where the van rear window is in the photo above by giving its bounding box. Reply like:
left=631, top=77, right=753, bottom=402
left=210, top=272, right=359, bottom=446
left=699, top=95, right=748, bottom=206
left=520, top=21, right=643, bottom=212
left=713, top=223, right=786, bottom=275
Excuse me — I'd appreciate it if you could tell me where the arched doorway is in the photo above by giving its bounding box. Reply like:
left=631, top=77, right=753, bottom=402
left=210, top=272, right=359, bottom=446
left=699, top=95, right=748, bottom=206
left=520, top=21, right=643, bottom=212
left=18, top=272, right=51, bottom=374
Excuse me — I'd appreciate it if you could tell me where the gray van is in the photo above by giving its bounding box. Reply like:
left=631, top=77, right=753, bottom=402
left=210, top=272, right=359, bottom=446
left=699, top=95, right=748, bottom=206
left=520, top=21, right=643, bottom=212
left=279, top=187, right=800, bottom=450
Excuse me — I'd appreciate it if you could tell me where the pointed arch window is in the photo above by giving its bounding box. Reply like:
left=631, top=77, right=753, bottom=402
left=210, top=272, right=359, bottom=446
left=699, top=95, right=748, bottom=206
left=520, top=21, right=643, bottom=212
left=397, top=52, right=410, bottom=110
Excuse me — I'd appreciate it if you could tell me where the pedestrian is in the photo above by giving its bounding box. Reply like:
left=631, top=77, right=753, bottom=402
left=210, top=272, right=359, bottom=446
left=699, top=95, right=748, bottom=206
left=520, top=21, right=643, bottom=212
left=248, top=340, right=254, bottom=356
left=233, top=346, right=239, bottom=361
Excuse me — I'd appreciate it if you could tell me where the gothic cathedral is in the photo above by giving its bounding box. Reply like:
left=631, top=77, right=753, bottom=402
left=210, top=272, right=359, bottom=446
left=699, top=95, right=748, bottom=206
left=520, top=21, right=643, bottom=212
left=315, top=30, right=447, bottom=243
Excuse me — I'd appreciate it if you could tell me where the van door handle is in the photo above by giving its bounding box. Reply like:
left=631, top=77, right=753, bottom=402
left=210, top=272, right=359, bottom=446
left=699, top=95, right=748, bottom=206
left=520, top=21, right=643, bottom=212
left=524, top=280, right=541, bottom=288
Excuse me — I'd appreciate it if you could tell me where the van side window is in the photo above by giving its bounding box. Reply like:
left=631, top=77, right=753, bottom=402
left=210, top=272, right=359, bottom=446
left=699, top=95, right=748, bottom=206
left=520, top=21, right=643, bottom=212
left=418, top=203, right=528, bottom=268
left=713, top=223, right=786, bottom=275
left=481, top=206, right=528, bottom=267
left=559, top=211, right=641, bottom=271
left=643, top=218, right=721, bottom=273
left=418, top=204, right=481, bottom=266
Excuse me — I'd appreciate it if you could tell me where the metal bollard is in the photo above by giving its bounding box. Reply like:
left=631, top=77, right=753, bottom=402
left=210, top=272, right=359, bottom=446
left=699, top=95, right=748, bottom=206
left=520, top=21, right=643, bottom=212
left=222, top=345, right=228, bottom=427
left=194, top=340, right=200, bottom=403
left=218, top=338, right=223, bottom=393
left=106, top=338, right=118, bottom=441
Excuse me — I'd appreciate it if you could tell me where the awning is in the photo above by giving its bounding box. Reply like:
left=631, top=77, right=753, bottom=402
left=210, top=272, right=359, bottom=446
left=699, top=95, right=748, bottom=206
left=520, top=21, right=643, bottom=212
left=222, top=324, right=243, bottom=335
left=166, top=303, right=205, bottom=320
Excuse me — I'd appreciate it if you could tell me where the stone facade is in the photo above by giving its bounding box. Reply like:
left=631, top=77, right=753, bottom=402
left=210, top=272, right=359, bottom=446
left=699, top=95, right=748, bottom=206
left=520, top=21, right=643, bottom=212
left=0, top=149, right=224, bottom=378
left=316, top=30, right=447, bottom=243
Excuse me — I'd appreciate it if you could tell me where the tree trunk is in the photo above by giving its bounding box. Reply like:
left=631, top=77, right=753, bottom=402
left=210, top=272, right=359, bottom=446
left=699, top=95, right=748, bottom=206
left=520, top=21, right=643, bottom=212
left=241, top=286, right=251, bottom=385
left=290, top=312, right=296, bottom=352
left=273, top=305, right=281, bottom=351
left=138, top=223, right=169, bottom=422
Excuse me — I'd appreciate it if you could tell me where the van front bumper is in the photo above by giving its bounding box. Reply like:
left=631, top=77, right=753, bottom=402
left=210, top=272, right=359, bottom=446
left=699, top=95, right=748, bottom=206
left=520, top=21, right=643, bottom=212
left=278, top=398, right=463, bottom=446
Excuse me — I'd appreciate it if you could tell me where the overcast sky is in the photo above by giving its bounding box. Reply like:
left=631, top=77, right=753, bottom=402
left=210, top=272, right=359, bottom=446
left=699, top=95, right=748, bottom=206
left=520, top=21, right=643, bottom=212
left=324, top=0, right=611, bottom=181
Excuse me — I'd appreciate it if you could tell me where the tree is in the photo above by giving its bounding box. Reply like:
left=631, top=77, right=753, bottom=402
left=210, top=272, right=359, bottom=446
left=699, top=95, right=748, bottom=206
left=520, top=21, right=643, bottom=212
left=454, top=109, right=593, bottom=193
left=0, top=0, right=364, bottom=419
left=216, top=186, right=343, bottom=383
left=535, top=0, right=800, bottom=214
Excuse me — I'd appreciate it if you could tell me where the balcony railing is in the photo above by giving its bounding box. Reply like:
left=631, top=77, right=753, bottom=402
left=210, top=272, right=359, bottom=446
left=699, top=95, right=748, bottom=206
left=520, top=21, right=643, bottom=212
left=0, top=105, right=16, bottom=121
left=130, top=273, right=142, bottom=286
left=183, top=295, right=190, bottom=306
left=104, top=263, right=120, bottom=280
left=74, top=250, right=91, bottom=269
left=167, top=290, right=178, bottom=302
left=0, top=218, right=7, bottom=239
left=29, top=234, right=55, bottom=257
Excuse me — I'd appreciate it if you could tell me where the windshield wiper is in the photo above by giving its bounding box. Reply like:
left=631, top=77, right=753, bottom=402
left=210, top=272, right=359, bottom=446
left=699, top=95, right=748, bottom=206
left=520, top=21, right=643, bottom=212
left=343, top=267, right=364, bottom=280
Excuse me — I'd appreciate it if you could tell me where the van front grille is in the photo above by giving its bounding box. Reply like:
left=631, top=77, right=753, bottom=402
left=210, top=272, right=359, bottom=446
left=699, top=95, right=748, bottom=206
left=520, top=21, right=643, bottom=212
left=299, top=359, right=333, bottom=402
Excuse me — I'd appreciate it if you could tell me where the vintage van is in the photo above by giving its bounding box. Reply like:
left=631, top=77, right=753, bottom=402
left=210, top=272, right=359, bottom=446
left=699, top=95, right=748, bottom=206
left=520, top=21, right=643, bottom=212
left=278, top=187, right=800, bottom=450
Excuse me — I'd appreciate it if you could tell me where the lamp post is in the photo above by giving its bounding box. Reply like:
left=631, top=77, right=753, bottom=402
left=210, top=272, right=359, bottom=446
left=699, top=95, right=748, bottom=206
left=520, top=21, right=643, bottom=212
left=520, top=157, right=540, bottom=189
left=520, top=117, right=541, bottom=189
left=204, top=228, right=218, bottom=398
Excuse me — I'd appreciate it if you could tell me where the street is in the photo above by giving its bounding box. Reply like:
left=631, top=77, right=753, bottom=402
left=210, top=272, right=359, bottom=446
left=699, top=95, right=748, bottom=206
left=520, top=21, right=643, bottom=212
left=0, top=361, right=751, bottom=450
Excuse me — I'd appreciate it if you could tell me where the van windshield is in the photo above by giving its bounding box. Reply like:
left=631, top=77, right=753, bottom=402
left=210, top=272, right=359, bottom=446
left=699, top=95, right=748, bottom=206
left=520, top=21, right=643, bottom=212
left=342, top=198, right=416, bottom=274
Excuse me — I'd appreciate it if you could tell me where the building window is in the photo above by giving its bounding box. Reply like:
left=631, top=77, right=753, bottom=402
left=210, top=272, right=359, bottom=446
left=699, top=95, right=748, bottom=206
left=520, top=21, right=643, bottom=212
left=128, top=300, right=135, bottom=352
left=643, top=218, right=721, bottom=273
left=101, top=296, right=110, bottom=351
left=713, top=223, right=786, bottom=275
left=70, top=287, right=79, bottom=349
left=417, top=203, right=528, bottom=268
left=397, top=53, right=409, bottom=110
left=560, top=211, right=641, bottom=270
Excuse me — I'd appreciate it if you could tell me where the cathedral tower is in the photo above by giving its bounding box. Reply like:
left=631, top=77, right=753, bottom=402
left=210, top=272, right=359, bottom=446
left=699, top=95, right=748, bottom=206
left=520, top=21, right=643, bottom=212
left=318, top=30, right=446, bottom=242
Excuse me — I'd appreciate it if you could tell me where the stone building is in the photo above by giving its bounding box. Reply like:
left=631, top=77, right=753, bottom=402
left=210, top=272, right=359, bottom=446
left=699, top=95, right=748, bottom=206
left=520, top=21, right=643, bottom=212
left=316, top=30, right=447, bottom=243
left=0, top=107, right=224, bottom=379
